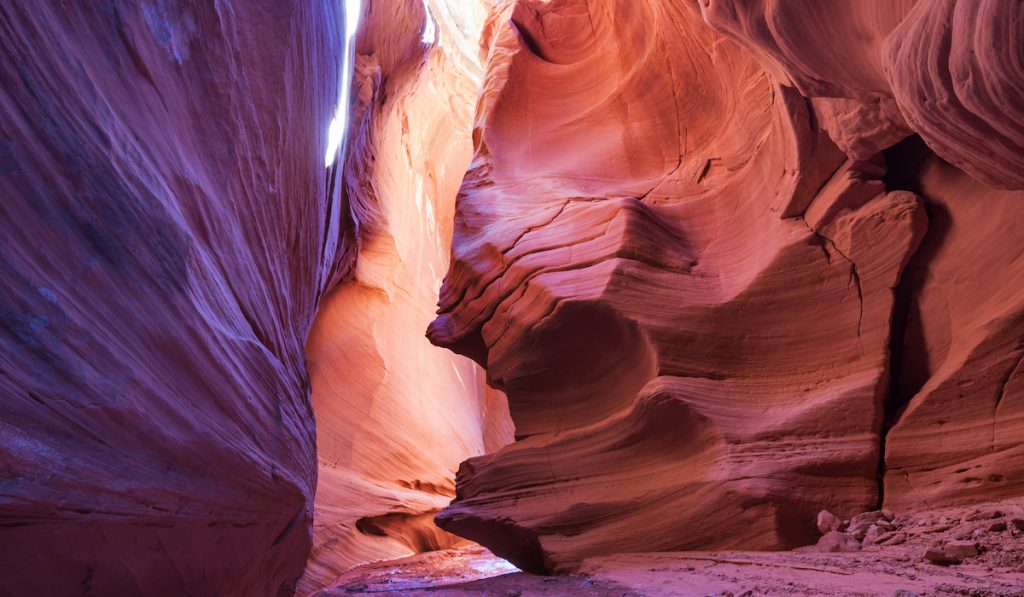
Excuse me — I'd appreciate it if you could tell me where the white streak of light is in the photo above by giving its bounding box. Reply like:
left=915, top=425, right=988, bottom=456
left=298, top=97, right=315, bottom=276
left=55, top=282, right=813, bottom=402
left=325, top=0, right=362, bottom=166
left=422, top=0, right=436, bottom=45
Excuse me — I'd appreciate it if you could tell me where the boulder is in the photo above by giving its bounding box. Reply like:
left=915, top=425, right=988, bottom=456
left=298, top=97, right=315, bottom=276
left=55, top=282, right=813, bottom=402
left=817, top=532, right=862, bottom=553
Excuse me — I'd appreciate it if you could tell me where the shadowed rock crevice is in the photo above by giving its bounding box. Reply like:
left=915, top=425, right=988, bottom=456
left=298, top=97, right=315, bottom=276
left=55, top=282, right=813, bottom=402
left=871, top=135, right=940, bottom=509
left=882, top=135, right=945, bottom=421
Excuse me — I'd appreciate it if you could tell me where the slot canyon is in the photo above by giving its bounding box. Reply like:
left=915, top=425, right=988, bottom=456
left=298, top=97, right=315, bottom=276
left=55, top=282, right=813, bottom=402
left=2, top=0, right=1024, bottom=595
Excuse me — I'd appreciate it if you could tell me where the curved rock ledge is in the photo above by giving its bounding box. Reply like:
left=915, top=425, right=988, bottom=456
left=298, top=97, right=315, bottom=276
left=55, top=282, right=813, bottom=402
left=429, top=0, right=1023, bottom=573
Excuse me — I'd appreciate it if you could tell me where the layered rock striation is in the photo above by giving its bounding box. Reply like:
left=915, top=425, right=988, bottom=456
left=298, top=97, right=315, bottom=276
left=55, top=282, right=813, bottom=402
left=429, top=0, right=1024, bottom=574
left=301, top=0, right=512, bottom=591
left=0, top=1, right=346, bottom=594
left=1, top=0, right=511, bottom=594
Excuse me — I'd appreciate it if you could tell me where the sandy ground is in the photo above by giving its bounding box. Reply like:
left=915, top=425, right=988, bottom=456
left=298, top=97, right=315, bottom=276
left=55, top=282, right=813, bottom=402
left=317, top=500, right=1024, bottom=596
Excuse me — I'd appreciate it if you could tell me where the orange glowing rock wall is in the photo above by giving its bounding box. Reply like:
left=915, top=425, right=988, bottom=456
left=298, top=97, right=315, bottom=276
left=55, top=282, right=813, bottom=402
left=429, top=0, right=1024, bottom=573
left=301, top=0, right=511, bottom=592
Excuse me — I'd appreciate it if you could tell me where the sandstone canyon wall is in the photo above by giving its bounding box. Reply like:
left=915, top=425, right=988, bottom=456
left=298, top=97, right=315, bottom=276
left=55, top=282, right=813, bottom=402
left=1, top=0, right=512, bottom=595
left=3, top=0, right=1024, bottom=593
left=0, top=1, right=345, bottom=594
left=301, top=0, right=511, bottom=591
left=429, top=0, right=1024, bottom=574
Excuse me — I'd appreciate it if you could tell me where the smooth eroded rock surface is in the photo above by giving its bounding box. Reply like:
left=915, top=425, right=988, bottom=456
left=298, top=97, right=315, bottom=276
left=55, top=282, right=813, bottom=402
left=0, top=1, right=345, bottom=594
left=301, top=1, right=512, bottom=591
left=428, top=0, right=1024, bottom=574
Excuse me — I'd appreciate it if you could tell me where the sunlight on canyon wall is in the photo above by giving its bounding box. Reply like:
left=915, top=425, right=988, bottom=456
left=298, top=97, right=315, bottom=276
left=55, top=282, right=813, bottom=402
left=324, top=0, right=362, bottom=167
left=300, top=0, right=512, bottom=592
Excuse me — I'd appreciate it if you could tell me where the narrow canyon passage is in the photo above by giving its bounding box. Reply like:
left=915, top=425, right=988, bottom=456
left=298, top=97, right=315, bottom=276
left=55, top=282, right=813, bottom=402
left=300, top=0, right=515, bottom=590
left=2, top=1, right=1024, bottom=596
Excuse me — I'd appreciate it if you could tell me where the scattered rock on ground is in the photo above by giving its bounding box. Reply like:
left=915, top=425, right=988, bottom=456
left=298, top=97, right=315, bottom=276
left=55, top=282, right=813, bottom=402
left=964, top=510, right=1004, bottom=522
left=945, top=540, right=980, bottom=558
left=865, top=525, right=885, bottom=543
left=817, top=531, right=862, bottom=553
left=879, top=532, right=908, bottom=546
left=849, top=511, right=889, bottom=539
left=924, top=548, right=961, bottom=566
left=850, top=511, right=887, bottom=528
left=817, top=510, right=842, bottom=534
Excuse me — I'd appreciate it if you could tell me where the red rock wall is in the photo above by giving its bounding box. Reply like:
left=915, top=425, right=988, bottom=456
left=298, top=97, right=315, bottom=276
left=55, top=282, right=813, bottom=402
left=3, top=0, right=1023, bottom=591
left=0, top=1, right=344, bottom=594
left=884, top=143, right=1024, bottom=511
left=300, top=0, right=512, bottom=591
left=702, top=0, right=1024, bottom=519
left=1, top=0, right=513, bottom=593
left=429, top=0, right=1024, bottom=573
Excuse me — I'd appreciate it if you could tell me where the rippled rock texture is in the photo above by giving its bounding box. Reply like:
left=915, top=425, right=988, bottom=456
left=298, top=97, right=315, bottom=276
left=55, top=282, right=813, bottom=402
left=429, top=0, right=1024, bottom=573
left=0, top=1, right=345, bottom=594
left=2, top=0, right=509, bottom=594
left=3, top=0, right=1024, bottom=592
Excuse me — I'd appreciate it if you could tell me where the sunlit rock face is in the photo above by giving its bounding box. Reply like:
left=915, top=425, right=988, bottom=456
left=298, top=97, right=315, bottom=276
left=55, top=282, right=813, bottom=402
left=0, top=1, right=345, bottom=595
left=429, top=0, right=1024, bottom=573
left=300, top=0, right=512, bottom=592
left=0, top=0, right=510, bottom=593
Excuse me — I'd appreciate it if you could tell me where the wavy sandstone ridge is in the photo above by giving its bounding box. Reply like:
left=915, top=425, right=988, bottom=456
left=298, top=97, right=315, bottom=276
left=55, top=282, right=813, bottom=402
left=429, top=0, right=1024, bottom=573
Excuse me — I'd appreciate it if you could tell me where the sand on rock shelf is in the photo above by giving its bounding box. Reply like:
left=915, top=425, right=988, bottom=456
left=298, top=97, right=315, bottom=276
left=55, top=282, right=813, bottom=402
left=1, top=0, right=1024, bottom=596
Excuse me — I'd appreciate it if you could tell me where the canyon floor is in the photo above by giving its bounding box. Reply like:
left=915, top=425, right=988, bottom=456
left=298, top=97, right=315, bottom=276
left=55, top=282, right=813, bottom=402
left=320, top=500, right=1024, bottom=596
